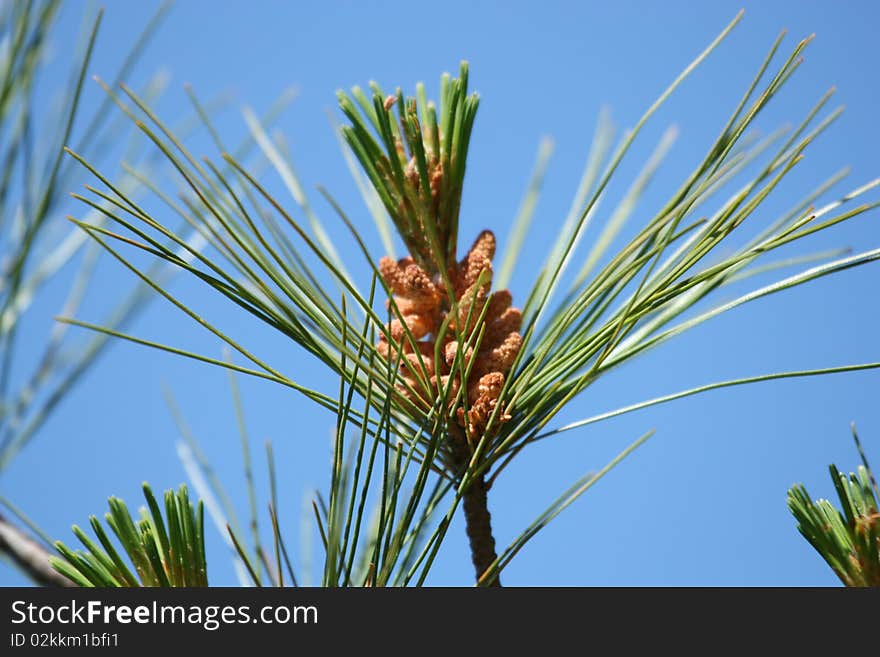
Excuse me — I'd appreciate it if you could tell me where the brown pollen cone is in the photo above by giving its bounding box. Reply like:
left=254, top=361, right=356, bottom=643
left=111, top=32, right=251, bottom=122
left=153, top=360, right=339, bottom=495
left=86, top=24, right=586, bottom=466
left=376, top=230, right=522, bottom=442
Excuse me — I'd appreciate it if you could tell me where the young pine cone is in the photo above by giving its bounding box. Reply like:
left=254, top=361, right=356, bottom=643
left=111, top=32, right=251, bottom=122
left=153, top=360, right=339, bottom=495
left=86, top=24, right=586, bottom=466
left=377, top=230, right=522, bottom=440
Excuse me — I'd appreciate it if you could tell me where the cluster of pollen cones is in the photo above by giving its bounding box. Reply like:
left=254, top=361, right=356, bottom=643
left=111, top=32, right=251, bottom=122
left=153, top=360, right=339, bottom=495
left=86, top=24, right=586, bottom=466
left=377, top=230, right=522, bottom=441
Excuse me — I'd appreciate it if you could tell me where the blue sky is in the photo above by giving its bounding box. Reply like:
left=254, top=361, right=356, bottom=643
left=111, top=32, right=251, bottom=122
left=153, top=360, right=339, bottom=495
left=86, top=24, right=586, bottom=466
left=2, top=0, right=879, bottom=586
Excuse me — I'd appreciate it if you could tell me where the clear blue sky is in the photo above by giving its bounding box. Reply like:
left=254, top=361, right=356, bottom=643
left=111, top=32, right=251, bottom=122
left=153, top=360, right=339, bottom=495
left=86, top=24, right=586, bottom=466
left=2, top=0, right=879, bottom=586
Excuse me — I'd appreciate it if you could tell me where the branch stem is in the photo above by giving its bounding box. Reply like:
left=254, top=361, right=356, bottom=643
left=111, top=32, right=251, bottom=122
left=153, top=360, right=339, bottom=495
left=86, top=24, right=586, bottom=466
left=0, top=513, right=72, bottom=587
left=451, top=439, right=501, bottom=586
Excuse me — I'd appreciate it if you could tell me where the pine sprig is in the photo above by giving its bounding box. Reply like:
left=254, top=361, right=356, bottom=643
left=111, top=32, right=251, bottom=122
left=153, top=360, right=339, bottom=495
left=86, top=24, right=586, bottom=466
left=787, top=426, right=879, bottom=587
left=51, top=484, right=208, bottom=587
left=338, top=63, right=478, bottom=275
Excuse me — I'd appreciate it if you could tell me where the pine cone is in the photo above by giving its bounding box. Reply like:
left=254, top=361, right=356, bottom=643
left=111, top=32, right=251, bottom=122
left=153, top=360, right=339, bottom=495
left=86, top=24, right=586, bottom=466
left=378, top=230, right=522, bottom=441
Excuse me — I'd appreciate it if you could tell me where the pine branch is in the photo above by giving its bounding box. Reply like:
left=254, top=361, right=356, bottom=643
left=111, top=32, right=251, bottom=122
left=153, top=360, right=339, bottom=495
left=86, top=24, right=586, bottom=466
left=60, top=11, right=880, bottom=586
